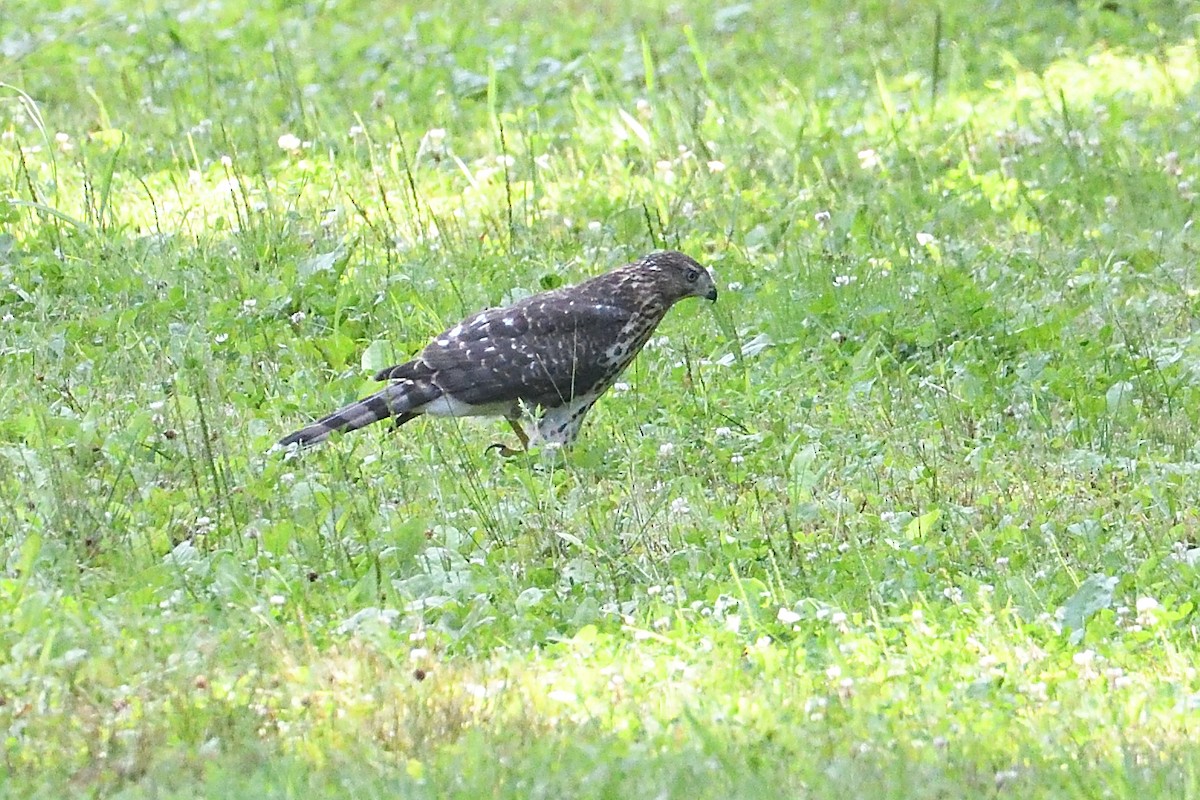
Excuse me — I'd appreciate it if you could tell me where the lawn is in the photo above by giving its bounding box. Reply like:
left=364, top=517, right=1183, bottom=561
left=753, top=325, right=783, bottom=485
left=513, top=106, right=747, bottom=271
left=3, top=0, right=1200, bottom=796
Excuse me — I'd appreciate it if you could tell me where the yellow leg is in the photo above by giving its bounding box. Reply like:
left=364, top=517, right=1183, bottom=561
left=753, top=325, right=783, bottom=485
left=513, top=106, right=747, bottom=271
left=486, top=418, right=530, bottom=458
left=506, top=418, right=530, bottom=450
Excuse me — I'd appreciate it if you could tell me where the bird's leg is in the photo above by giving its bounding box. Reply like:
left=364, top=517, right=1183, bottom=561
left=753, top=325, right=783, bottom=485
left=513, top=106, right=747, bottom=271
left=486, top=418, right=530, bottom=458
left=388, top=412, right=418, bottom=434
left=507, top=418, right=531, bottom=450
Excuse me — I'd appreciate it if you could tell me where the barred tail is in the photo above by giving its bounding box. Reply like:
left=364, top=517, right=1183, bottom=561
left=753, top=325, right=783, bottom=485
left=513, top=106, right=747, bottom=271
left=278, top=380, right=439, bottom=447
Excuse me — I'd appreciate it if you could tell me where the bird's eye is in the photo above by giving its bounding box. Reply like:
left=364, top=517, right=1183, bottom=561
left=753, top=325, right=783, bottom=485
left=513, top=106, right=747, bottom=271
left=685, top=268, right=699, bottom=283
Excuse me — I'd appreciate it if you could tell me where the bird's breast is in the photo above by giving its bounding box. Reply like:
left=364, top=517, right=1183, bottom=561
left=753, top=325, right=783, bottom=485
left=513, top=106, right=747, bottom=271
left=594, top=312, right=665, bottom=381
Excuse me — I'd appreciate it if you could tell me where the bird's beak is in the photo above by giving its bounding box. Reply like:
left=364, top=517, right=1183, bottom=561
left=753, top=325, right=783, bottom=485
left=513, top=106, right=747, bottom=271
left=705, top=285, right=718, bottom=302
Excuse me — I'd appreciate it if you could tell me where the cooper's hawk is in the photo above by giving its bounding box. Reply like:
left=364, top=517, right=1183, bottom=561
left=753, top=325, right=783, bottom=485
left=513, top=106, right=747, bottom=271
left=278, top=250, right=717, bottom=453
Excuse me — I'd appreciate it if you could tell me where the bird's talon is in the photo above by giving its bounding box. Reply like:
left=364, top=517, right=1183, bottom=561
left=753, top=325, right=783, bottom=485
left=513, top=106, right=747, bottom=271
left=486, top=442, right=522, bottom=458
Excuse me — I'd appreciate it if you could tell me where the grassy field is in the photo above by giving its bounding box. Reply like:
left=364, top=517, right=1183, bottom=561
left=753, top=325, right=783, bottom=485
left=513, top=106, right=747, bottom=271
left=3, top=0, right=1200, bottom=796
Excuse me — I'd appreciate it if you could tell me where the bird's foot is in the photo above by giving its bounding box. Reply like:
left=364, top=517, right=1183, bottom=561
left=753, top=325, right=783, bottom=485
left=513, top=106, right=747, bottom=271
left=487, top=418, right=531, bottom=458
left=486, top=442, right=525, bottom=458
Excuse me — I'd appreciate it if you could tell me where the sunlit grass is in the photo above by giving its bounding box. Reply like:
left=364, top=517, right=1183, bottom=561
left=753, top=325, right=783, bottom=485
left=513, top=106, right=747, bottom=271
left=3, top=0, right=1200, bottom=796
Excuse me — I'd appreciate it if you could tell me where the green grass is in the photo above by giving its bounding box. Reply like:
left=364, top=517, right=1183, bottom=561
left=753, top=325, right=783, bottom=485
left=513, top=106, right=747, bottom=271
left=3, top=0, right=1200, bottom=796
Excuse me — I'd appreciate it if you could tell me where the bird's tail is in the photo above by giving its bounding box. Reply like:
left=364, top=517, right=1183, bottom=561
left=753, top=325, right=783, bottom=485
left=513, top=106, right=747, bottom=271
left=278, top=379, right=439, bottom=447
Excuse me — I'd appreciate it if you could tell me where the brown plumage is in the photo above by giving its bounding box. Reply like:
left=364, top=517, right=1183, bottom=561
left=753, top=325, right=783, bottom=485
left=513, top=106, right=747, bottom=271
left=278, top=250, right=717, bottom=452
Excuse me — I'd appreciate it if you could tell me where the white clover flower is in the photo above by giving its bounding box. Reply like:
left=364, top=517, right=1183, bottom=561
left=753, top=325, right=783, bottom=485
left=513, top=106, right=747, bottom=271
left=814, top=210, right=831, bottom=225
left=1136, top=596, right=1160, bottom=626
left=1160, top=151, right=1181, bottom=176
left=857, top=148, right=881, bottom=170
left=277, top=133, right=302, bottom=151
left=916, top=231, right=936, bottom=247
left=670, top=497, right=690, bottom=516
left=706, top=160, right=726, bottom=173
left=995, top=770, right=1021, bottom=789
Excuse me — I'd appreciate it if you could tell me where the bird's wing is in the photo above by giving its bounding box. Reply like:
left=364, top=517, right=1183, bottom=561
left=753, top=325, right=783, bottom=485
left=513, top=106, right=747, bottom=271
left=413, top=300, right=634, bottom=408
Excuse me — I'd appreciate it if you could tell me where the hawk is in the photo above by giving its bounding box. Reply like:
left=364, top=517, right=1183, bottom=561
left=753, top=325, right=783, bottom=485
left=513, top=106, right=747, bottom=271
left=278, top=250, right=717, bottom=454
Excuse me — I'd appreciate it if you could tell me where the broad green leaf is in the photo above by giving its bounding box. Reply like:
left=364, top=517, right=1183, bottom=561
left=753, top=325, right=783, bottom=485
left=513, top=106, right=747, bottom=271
left=1061, top=574, right=1118, bottom=644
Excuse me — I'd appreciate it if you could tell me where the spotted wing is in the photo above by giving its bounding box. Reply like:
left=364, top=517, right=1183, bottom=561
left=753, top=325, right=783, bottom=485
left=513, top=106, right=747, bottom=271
left=415, top=299, right=634, bottom=408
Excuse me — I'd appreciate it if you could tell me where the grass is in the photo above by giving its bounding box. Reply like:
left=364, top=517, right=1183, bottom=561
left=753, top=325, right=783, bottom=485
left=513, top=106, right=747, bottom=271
left=2, top=0, right=1200, bottom=796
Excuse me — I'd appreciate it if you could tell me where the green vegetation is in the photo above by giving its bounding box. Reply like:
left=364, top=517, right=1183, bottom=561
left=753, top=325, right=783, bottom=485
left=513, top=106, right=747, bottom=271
left=3, top=0, right=1200, bottom=796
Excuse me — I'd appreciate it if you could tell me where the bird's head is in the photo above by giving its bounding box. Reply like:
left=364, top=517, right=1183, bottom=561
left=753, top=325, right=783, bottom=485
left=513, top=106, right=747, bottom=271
left=636, top=250, right=718, bottom=305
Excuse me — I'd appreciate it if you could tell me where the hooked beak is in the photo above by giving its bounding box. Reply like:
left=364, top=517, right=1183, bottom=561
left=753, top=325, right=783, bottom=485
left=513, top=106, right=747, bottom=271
left=705, top=285, right=718, bottom=302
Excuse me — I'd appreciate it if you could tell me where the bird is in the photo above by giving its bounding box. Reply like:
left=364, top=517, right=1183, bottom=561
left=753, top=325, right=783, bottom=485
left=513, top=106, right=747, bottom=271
left=278, top=250, right=718, bottom=454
